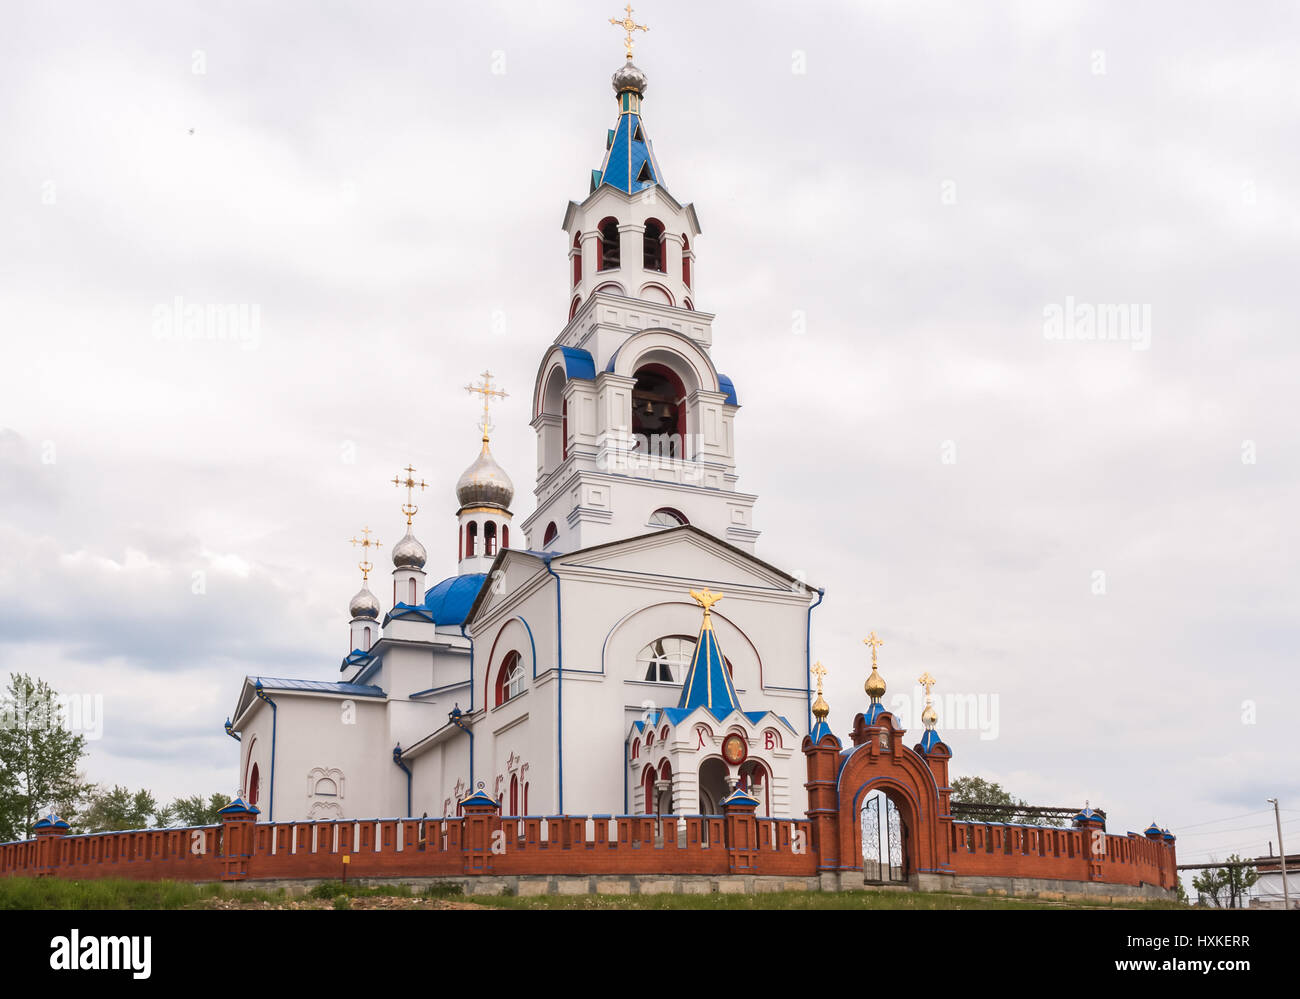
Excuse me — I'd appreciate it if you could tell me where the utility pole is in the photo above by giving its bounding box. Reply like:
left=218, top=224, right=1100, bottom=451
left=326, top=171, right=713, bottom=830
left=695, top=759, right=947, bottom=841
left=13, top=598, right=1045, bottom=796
left=1267, top=797, right=1290, bottom=910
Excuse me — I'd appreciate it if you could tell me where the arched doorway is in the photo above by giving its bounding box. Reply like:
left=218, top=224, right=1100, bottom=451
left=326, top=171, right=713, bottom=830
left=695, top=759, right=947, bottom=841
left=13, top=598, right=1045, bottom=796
left=860, top=788, right=909, bottom=884
left=697, top=757, right=728, bottom=815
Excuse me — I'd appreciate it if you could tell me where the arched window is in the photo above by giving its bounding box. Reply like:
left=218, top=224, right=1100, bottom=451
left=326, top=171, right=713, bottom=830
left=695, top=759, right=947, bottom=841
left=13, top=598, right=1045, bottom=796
left=523, top=782, right=529, bottom=814
left=637, top=636, right=696, bottom=683
left=465, top=521, right=478, bottom=557
left=643, top=218, right=665, bottom=271
left=409, top=578, right=417, bottom=604
left=739, top=759, right=771, bottom=817
left=642, top=765, right=657, bottom=815
left=648, top=507, right=688, bottom=529
left=597, top=217, right=620, bottom=270
left=631, top=363, right=686, bottom=457
left=569, top=295, right=581, bottom=319
left=631, top=738, right=640, bottom=759
left=248, top=762, right=260, bottom=806
left=683, top=298, right=694, bottom=311
left=501, top=524, right=509, bottom=549
left=484, top=521, right=497, bottom=556
left=682, top=234, right=692, bottom=287
left=495, top=651, right=525, bottom=706
left=572, top=232, right=582, bottom=286
left=363, top=626, right=371, bottom=649
left=542, top=522, right=558, bottom=548
left=509, top=774, right=519, bottom=815
left=313, top=777, right=338, bottom=797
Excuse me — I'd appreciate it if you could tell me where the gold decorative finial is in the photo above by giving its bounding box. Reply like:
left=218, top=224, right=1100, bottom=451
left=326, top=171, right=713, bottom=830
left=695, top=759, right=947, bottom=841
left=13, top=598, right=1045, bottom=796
left=392, top=464, right=428, bottom=526
left=349, top=527, right=382, bottom=581
left=609, top=4, right=649, bottom=60
left=863, top=631, right=886, bottom=699
left=465, top=370, right=508, bottom=447
left=918, top=671, right=938, bottom=726
left=689, top=587, right=723, bottom=629
left=811, top=661, right=830, bottom=722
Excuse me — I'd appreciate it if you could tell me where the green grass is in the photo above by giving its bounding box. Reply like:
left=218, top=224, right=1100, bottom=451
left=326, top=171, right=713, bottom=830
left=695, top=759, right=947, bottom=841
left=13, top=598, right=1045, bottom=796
left=474, top=889, right=1187, bottom=911
left=0, top=877, right=285, bottom=910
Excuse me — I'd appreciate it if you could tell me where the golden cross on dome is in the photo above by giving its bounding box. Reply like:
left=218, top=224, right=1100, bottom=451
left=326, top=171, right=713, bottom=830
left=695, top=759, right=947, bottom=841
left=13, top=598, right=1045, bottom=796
left=392, top=464, right=427, bottom=525
left=465, top=370, right=508, bottom=444
left=811, top=661, right=828, bottom=684
left=689, top=587, right=724, bottom=617
left=863, top=631, right=884, bottom=667
left=609, top=4, right=649, bottom=60
left=917, top=671, right=937, bottom=698
left=349, top=526, right=382, bottom=581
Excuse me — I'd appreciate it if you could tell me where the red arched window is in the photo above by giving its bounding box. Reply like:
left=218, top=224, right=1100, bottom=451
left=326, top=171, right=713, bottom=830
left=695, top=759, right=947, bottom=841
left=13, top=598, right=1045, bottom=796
left=684, top=298, right=694, bottom=311
left=681, top=234, right=691, bottom=287
left=572, top=232, right=582, bottom=286
left=501, top=524, right=509, bottom=549
left=465, top=521, right=478, bottom=557
left=643, top=219, right=666, bottom=271
left=542, top=522, right=558, bottom=548
left=597, top=217, right=620, bottom=270
left=248, top=762, right=260, bottom=806
left=484, top=521, right=497, bottom=556
left=495, top=650, right=524, bottom=706
left=631, top=738, right=640, bottom=759
left=643, top=766, right=657, bottom=815
left=569, top=295, right=581, bottom=319
left=523, top=782, right=529, bottom=814
left=509, top=773, right=519, bottom=815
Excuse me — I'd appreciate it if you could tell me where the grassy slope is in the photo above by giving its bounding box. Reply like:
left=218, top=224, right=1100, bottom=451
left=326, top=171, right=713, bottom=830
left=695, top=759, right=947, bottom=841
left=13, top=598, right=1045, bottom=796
left=0, top=878, right=1183, bottom=911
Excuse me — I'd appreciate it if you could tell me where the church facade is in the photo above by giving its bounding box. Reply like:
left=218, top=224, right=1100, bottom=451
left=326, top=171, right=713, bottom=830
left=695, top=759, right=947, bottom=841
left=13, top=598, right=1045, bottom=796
left=227, top=53, right=820, bottom=827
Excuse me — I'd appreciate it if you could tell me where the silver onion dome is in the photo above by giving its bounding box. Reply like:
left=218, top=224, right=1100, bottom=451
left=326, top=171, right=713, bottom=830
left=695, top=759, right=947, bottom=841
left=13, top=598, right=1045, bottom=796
left=612, top=60, right=648, bottom=95
left=391, top=529, right=427, bottom=570
left=455, top=441, right=515, bottom=512
left=349, top=585, right=380, bottom=621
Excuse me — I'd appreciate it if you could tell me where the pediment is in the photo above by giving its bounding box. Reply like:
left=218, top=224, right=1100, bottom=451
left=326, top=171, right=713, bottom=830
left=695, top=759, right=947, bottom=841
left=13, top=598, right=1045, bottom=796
left=560, top=526, right=806, bottom=595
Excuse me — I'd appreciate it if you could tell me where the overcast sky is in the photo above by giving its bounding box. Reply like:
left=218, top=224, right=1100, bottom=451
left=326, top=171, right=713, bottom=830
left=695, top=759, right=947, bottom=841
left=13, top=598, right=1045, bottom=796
left=2, top=0, right=1297, bottom=864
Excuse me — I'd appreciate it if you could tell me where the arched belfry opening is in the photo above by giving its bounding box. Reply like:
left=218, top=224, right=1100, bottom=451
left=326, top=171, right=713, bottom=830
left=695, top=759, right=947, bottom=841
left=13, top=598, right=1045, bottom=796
left=597, top=217, right=620, bottom=271
left=631, top=362, right=685, bottom=458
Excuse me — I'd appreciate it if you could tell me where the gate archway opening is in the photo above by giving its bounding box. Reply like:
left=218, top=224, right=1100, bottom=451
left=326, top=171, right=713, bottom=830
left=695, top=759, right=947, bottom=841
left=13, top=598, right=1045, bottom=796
left=860, top=788, right=910, bottom=884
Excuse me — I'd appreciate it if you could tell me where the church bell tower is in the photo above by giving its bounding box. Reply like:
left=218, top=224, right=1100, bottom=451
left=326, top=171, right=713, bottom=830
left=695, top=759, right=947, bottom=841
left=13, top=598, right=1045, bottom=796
left=522, top=15, right=758, bottom=555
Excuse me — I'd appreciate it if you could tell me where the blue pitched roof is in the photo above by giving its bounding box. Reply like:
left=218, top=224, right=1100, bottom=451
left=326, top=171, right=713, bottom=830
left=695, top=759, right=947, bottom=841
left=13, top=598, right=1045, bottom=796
left=423, top=573, right=488, bottom=626
left=919, top=728, right=946, bottom=753
left=597, top=110, right=664, bottom=194
left=560, top=346, right=596, bottom=381
left=862, top=702, right=886, bottom=725
left=255, top=677, right=386, bottom=698
left=677, top=614, right=740, bottom=715
left=809, top=720, right=839, bottom=746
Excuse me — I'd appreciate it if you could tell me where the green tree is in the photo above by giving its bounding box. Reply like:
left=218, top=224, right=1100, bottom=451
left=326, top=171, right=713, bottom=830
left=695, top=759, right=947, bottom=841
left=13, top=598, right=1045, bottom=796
left=80, top=785, right=166, bottom=832
left=949, top=775, right=1060, bottom=827
left=0, top=674, right=90, bottom=841
left=1193, top=856, right=1259, bottom=908
left=165, top=792, right=232, bottom=827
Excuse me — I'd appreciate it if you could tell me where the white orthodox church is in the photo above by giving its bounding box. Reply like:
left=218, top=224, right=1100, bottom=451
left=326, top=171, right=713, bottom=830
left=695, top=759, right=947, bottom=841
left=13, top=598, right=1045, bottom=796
left=227, top=48, right=824, bottom=825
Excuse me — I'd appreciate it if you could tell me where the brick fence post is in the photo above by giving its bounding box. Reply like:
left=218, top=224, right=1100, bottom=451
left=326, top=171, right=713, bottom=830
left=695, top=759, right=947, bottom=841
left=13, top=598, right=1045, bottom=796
left=721, top=788, right=760, bottom=874
left=218, top=797, right=260, bottom=881
left=32, top=813, right=71, bottom=877
left=802, top=720, right=842, bottom=875
left=458, top=787, right=501, bottom=875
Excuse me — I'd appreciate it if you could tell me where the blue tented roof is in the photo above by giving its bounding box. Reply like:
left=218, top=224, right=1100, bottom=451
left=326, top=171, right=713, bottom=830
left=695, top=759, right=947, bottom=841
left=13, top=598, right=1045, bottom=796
left=424, top=573, right=488, bottom=626
left=677, top=614, right=740, bottom=715
left=597, top=111, right=664, bottom=195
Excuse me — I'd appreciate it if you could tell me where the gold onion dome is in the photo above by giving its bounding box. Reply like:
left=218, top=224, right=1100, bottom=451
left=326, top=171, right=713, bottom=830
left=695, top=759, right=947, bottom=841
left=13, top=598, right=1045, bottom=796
left=865, top=666, right=886, bottom=699
left=922, top=702, right=938, bottom=726
left=812, top=690, right=830, bottom=722
left=349, top=585, right=380, bottom=621
left=391, top=529, right=427, bottom=570
left=455, top=441, right=514, bottom=511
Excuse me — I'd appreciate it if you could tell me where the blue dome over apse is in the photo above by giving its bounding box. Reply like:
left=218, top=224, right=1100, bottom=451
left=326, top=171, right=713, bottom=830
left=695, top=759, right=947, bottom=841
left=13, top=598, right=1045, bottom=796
left=423, top=574, right=488, bottom=626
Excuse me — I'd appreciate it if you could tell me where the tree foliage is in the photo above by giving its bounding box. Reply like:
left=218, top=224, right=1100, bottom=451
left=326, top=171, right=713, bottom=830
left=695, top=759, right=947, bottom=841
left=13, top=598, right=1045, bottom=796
left=0, top=674, right=90, bottom=841
left=165, top=793, right=232, bottom=828
left=1192, top=855, right=1259, bottom=908
left=949, top=776, right=1061, bottom=827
